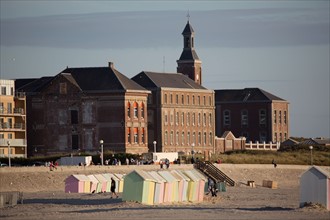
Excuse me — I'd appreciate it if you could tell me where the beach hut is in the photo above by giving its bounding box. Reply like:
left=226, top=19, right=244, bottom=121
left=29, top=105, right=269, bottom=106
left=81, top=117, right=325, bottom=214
left=183, top=170, right=200, bottom=202
left=158, top=170, right=180, bottom=203
left=101, top=174, right=112, bottom=192
left=300, top=166, right=330, bottom=210
left=94, top=174, right=108, bottom=193
left=87, top=175, right=101, bottom=193
left=122, top=170, right=156, bottom=205
left=191, top=169, right=207, bottom=201
left=65, top=174, right=91, bottom=193
left=114, top=173, right=125, bottom=193
left=148, top=171, right=166, bottom=204
left=171, top=170, right=189, bottom=202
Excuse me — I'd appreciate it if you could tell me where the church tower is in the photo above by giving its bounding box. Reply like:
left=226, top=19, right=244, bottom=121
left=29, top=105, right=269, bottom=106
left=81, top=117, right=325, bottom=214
left=177, top=19, right=202, bottom=85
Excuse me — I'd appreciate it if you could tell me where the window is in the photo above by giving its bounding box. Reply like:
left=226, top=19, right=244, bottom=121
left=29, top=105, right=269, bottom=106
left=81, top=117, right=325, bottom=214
left=127, top=102, right=131, bottom=118
left=181, top=95, right=184, bottom=104
left=274, top=132, right=277, bottom=142
left=181, top=112, right=184, bottom=125
left=203, top=132, right=207, bottom=145
left=187, top=113, right=190, bottom=125
left=274, top=110, right=277, bottom=124
left=192, top=96, right=195, bottom=105
left=134, top=128, right=138, bottom=143
left=170, top=131, right=174, bottom=145
left=176, top=131, right=179, bottom=145
left=260, top=132, right=267, bottom=143
left=259, top=109, right=266, bottom=126
left=164, top=131, right=168, bottom=145
left=176, top=112, right=179, bottom=125
left=284, top=133, right=287, bottom=140
left=223, top=110, right=231, bottom=126
left=140, top=103, right=144, bottom=118
left=127, top=128, right=130, bottom=143
left=170, top=113, right=173, bottom=125
left=170, top=94, right=173, bottom=104
left=164, top=94, right=167, bottom=104
left=198, top=96, right=200, bottom=105
left=59, top=83, right=67, bottom=94
left=284, top=111, right=287, bottom=124
left=209, top=113, right=212, bottom=126
left=0, top=103, right=3, bottom=113
left=8, top=118, right=13, bottom=128
left=176, top=94, right=179, bottom=104
left=141, top=128, right=144, bottom=143
left=198, top=113, right=201, bottom=126
left=241, top=110, right=248, bottom=126
left=279, top=111, right=282, bottom=124
left=209, top=132, right=212, bottom=145
left=192, top=132, right=196, bottom=145
left=187, top=95, right=190, bottom=105
left=209, top=96, right=212, bottom=106
left=1, top=87, right=6, bottom=95
left=203, top=113, right=206, bottom=126
left=10, top=87, right=14, bottom=96
left=192, top=113, right=195, bottom=126
left=0, top=134, right=4, bottom=139
left=72, top=135, right=79, bottom=150
left=198, top=132, right=201, bottom=145
left=187, top=132, right=190, bottom=145
left=203, top=96, right=206, bottom=105
left=181, top=132, right=185, bottom=145
left=8, top=133, right=13, bottom=139
left=164, top=113, right=168, bottom=125
left=133, top=102, right=138, bottom=118
left=71, top=110, right=78, bottom=124
left=7, top=103, right=12, bottom=114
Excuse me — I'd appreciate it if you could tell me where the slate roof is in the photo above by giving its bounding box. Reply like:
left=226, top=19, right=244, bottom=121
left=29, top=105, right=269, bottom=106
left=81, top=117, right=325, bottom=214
left=215, top=88, right=286, bottom=103
left=61, top=66, right=148, bottom=92
left=131, top=71, right=207, bottom=90
left=182, top=21, right=194, bottom=35
left=16, top=77, right=54, bottom=93
left=178, top=49, right=200, bottom=60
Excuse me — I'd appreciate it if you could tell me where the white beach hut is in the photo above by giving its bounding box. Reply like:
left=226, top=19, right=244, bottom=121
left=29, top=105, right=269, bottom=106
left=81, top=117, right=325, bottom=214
left=300, top=166, right=330, bottom=210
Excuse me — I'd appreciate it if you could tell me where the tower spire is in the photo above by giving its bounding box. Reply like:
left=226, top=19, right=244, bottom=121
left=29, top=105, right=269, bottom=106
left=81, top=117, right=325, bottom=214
left=187, top=10, right=190, bottom=22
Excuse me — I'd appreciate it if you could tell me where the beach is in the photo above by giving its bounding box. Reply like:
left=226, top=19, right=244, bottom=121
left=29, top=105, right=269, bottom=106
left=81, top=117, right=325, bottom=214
left=0, top=164, right=329, bottom=220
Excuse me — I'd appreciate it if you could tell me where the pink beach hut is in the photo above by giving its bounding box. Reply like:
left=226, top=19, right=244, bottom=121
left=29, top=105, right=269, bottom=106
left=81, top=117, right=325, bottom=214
left=158, top=170, right=180, bottom=203
left=88, top=174, right=101, bottom=193
left=101, top=174, right=112, bottom=192
left=148, top=171, right=166, bottom=204
left=94, top=174, right=108, bottom=193
left=191, top=169, right=207, bottom=202
left=171, top=170, right=189, bottom=202
left=65, top=174, right=91, bottom=193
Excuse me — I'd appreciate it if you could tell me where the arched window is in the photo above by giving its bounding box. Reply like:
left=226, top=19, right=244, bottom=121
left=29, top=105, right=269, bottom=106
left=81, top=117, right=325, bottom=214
left=140, top=103, right=144, bottom=118
left=127, top=102, right=131, bottom=118
left=133, top=102, right=138, bottom=118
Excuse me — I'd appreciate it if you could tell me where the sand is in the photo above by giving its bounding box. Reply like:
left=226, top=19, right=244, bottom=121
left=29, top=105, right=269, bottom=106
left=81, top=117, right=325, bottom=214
left=0, top=164, right=329, bottom=220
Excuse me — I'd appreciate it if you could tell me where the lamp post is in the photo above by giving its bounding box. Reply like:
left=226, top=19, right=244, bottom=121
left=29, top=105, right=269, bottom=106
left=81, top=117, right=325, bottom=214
left=7, top=141, right=11, bottom=167
left=309, top=145, right=313, bottom=166
left=100, top=140, right=104, bottom=166
left=153, top=141, right=157, bottom=153
left=191, top=143, right=195, bottom=163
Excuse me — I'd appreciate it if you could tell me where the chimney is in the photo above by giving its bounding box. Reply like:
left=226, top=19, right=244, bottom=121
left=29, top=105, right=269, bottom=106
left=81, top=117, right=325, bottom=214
left=109, top=62, right=114, bottom=69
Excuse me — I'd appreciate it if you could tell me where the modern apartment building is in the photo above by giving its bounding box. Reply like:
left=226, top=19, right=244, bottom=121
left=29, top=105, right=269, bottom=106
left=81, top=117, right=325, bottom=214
left=0, top=79, right=27, bottom=158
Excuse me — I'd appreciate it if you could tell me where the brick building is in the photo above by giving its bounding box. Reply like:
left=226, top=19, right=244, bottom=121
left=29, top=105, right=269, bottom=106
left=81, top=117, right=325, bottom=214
left=215, top=88, right=289, bottom=143
left=132, top=71, right=215, bottom=155
left=17, top=62, right=150, bottom=156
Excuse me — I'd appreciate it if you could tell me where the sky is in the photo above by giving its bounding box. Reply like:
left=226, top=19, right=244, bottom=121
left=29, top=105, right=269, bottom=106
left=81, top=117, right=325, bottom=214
left=0, top=0, right=329, bottom=138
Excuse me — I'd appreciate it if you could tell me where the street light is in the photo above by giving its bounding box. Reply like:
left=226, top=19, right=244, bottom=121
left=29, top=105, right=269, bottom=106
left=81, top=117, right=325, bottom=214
left=7, top=141, right=11, bottom=167
left=191, top=143, right=195, bottom=163
left=309, top=145, right=313, bottom=166
left=153, top=141, right=157, bottom=153
left=100, top=140, right=104, bottom=166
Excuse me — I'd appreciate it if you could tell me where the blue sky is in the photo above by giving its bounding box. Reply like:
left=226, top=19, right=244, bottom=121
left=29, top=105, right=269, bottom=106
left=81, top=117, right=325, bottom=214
left=0, top=1, right=329, bottom=138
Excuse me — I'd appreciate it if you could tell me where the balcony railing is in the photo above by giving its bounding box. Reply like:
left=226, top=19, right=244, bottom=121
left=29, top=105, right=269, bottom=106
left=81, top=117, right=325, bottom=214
left=0, top=123, right=26, bottom=130
left=0, top=139, right=27, bottom=147
left=0, top=108, right=25, bottom=115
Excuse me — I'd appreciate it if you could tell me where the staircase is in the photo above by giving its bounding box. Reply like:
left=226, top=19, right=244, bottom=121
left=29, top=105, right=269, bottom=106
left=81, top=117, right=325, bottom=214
left=195, top=161, right=235, bottom=186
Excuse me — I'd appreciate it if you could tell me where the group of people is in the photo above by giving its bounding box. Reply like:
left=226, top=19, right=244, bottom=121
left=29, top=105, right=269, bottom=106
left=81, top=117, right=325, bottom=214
left=159, top=158, right=170, bottom=169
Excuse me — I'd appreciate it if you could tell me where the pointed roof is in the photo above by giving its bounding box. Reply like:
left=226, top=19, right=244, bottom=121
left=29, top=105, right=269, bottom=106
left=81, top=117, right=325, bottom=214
left=131, top=71, right=206, bottom=90
left=215, top=88, right=287, bottom=103
left=179, top=49, right=200, bottom=60
left=182, top=21, right=194, bottom=35
left=61, top=65, right=148, bottom=92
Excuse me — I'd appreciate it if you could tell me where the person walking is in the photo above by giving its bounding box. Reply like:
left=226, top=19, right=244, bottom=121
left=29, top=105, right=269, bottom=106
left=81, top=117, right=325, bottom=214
left=110, top=177, right=118, bottom=198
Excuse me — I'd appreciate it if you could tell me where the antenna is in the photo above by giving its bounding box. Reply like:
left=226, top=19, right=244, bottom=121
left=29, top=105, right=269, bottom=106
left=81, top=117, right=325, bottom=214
left=163, top=56, right=165, bottom=72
